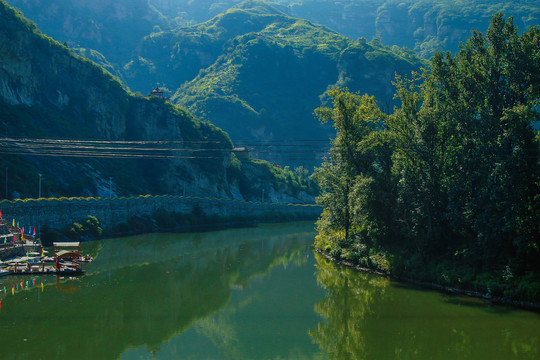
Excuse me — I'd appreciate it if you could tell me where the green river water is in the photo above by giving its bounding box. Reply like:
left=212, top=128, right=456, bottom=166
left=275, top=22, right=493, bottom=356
left=0, top=221, right=538, bottom=359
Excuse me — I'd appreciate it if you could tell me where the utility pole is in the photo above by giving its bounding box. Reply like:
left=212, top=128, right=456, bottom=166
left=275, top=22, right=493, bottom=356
left=38, top=173, right=42, bottom=198
left=262, top=188, right=265, bottom=203
left=109, top=177, right=112, bottom=197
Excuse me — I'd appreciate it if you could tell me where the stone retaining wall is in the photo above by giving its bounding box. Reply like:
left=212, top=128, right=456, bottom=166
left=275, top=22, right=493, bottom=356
left=0, top=245, right=42, bottom=261
left=0, top=195, right=321, bottom=232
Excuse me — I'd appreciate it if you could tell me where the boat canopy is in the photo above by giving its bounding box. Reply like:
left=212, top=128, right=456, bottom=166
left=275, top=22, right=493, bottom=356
left=53, top=242, right=80, bottom=248
left=56, top=250, right=80, bottom=259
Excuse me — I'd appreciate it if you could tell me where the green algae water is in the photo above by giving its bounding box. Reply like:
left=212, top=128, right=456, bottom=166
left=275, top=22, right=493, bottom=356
left=0, top=221, right=538, bottom=359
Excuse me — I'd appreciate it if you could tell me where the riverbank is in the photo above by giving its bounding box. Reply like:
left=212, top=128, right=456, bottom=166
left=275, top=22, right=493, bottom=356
left=0, top=195, right=321, bottom=244
left=314, top=248, right=540, bottom=312
left=38, top=201, right=321, bottom=245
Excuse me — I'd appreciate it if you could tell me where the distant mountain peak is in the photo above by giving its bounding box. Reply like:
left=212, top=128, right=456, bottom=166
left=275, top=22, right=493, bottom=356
left=231, top=0, right=286, bottom=16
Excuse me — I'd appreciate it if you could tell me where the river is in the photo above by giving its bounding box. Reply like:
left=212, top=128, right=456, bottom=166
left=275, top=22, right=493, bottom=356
left=0, top=221, right=538, bottom=359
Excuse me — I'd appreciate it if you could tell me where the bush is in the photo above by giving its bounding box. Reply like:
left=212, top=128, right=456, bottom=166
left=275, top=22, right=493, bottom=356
left=67, top=215, right=103, bottom=240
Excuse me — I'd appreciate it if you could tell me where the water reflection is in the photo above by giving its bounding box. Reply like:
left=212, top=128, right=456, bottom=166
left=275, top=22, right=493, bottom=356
left=0, top=222, right=317, bottom=359
left=311, top=254, right=540, bottom=360
left=1, top=222, right=538, bottom=359
left=310, top=253, right=389, bottom=359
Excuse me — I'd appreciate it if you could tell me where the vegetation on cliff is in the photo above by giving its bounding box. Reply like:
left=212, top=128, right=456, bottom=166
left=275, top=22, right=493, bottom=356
left=147, top=0, right=540, bottom=59
left=283, top=0, right=540, bottom=58
left=313, top=15, right=540, bottom=302
left=14, top=0, right=537, bottom=171
left=0, top=0, right=315, bottom=203
left=160, top=1, right=425, bottom=169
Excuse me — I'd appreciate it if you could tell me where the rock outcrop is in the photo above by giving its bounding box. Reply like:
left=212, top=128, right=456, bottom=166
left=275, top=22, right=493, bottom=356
left=1, top=1, right=312, bottom=203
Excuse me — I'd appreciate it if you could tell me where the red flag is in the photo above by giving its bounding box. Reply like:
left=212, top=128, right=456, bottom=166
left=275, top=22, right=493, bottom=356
left=0, top=210, right=2, bottom=219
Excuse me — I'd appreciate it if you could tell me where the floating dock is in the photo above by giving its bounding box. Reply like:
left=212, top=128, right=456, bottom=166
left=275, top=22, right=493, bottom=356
left=3, top=266, right=84, bottom=276
left=0, top=242, right=91, bottom=277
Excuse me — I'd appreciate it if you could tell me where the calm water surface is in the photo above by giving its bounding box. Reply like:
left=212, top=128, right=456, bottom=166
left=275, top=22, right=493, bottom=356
left=0, top=221, right=538, bottom=359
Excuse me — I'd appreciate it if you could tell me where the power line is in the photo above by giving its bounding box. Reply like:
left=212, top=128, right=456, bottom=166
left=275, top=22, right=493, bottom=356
left=0, top=137, right=332, bottom=161
left=2, top=137, right=532, bottom=161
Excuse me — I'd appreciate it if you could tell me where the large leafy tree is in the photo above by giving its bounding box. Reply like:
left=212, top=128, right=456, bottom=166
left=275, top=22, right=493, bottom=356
left=427, top=14, right=540, bottom=273
left=312, top=89, right=391, bottom=261
left=314, top=14, right=540, bottom=299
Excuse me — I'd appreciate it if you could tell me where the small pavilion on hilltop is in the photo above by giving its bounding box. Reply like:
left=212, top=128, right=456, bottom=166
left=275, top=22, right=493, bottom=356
left=148, top=86, right=164, bottom=99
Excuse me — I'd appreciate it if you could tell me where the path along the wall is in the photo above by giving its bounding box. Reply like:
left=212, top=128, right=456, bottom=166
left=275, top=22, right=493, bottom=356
left=0, top=195, right=321, bottom=232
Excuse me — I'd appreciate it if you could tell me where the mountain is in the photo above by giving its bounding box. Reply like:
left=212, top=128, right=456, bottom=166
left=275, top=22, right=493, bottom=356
left=124, top=0, right=290, bottom=94
left=0, top=1, right=315, bottom=203
left=286, top=0, right=540, bottom=58
left=9, top=1, right=540, bottom=63
left=5, top=0, right=424, bottom=170
left=148, top=0, right=285, bottom=26
left=10, top=1, right=536, bottom=169
left=6, top=0, right=171, bottom=63
left=147, top=1, right=540, bottom=58
left=8, top=0, right=536, bottom=169
left=147, top=1, right=424, bottom=166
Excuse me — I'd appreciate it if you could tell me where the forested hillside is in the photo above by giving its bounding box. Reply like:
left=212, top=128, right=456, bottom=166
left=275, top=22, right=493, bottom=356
left=130, top=1, right=424, bottom=167
left=147, top=0, right=540, bottom=58
left=285, top=0, right=540, bottom=57
left=7, top=0, right=428, bottom=168
left=8, top=0, right=538, bottom=169
left=313, top=15, right=540, bottom=302
left=0, top=1, right=315, bottom=202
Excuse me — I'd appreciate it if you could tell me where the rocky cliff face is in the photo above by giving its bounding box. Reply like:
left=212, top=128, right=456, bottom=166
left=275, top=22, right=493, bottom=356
left=0, top=2, right=235, bottom=199
left=0, top=5, right=129, bottom=137
left=0, top=1, right=315, bottom=203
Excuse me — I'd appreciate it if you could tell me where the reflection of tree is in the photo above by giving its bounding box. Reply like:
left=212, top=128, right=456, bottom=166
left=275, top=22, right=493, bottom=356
left=310, top=253, right=389, bottom=359
left=311, top=252, right=540, bottom=359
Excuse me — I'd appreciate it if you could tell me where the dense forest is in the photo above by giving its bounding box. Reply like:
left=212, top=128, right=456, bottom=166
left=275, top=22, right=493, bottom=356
left=313, top=15, right=540, bottom=302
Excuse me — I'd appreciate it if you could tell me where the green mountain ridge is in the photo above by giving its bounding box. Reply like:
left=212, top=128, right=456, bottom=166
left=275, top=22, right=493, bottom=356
left=4, top=0, right=537, bottom=182
left=0, top=1, right=316, bottom=203
left=159, top=2, right=425, bottom=167
left=7, top=0, right=536, bottom=170
left=147, top=0, right=540, bottom=58
left=124, top=1, right=296, bottom=94
left=3, top=0, right=427, bottom=169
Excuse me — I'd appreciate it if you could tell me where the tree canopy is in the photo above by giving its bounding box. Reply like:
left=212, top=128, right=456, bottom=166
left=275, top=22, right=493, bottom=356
left=313, top=14, right=540, bottom=302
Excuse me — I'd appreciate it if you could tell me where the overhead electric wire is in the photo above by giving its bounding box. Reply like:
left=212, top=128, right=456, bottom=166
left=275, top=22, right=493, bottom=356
left=2, top=136, right=532, bottom=161
left=0, top=136, right=332, bottom=161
